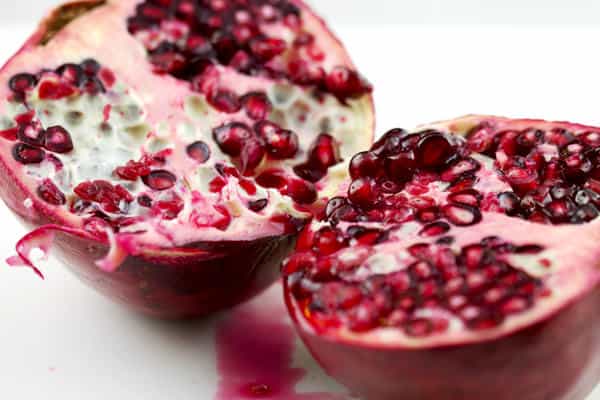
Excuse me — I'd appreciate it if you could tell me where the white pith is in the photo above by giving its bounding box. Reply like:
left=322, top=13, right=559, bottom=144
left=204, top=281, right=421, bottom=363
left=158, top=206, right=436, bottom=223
left=290, top=115, right=600, bottom=348
left=0, top=0, right=374, bottom=267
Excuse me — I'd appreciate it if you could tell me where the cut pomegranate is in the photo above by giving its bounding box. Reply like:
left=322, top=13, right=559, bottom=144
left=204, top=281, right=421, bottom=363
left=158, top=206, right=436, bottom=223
left=283, top=116, right=600, bottom=400
left=0, top=0, right=374, bottom=318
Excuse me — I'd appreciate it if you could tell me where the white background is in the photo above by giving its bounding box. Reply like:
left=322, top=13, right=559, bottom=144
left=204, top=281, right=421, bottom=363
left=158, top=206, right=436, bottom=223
left=1, top=1, right=600, bottom=399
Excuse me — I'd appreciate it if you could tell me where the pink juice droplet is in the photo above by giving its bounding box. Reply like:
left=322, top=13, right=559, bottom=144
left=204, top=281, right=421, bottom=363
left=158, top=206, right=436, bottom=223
left=215, top=283, right=350, bottom=400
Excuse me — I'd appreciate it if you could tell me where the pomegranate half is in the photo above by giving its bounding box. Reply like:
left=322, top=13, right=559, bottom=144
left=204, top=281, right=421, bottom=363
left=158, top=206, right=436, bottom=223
left=0, top=0, right=374, bottom=318
left=283, top=115, right=600, bottom=400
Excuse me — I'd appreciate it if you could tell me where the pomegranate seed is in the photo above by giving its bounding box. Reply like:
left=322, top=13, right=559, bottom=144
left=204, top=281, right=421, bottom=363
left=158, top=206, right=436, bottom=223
left=240, top=138, right=265, bottom=174
left=241, top=92, right=272, bottom=120
left=442, top=204, right=482, bottom=226
left=348, top=178, right=378, bottom=208
left=441, top=158, right=480, bottom=182
left=38, top=79, right=77, bottom=100
left=416, top=207, right=440, bottom=223
left=43, top=126, right=73, bottom=153
left=18, top=123, right=44, bottom=147
left=308, top=133, right=341, bottom=169
left=213, top=122, right=253, bottom=156
left=9, top=73, right=37, bottom=93
left=12, top=143, right=45, bottom=164
left=419, top=221, right=451, bottom=237
left=248, top=199, right=268, bottom=212
left=255, top=121, right=299, bottom=159
left=286, top=179, right=317, bottom=205
left=186, top=140, right=211, bottom=163
left=142, top=170, right=177, bottom=191
left=385, top=150, right=416, bottom=182
left=208, top=89, right=241, bottom=113
left=0, top=127, right=18, bottom=141
left=137, top=195, right=153, bottom=208
left=448, top=189, right=482, bottom=207
left=349, top=151, right=380, bottom=179
left=415, top=132, right=453, bottom=169
left=403, top=318, right=434, bottom=337
left=497, top=192, right=520, bottom=215
left=56, top=63, right=83, bottom=86
left=80, top=58, right=101, bottom=76
left=314, top=228, right=345, bottom=255
left=37, top=179, right=66, bottom=205
left=249, top=37, right=287, bottom=61
left=325, top=66, right=372, bottom=102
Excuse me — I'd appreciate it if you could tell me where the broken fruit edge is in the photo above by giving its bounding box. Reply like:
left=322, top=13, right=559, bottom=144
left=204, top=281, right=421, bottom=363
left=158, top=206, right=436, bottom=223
left=284, top=278, right=600, bottom=400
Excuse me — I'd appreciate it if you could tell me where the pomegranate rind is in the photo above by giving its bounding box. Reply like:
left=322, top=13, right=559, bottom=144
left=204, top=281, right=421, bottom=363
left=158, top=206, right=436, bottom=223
left=0, top=0, right=375, bottom=318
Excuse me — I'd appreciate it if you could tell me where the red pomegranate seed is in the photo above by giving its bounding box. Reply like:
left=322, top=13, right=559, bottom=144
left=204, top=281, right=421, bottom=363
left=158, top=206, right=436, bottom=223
left=0, top=127, right=18, bottom=141
left=213, top=122, right=253, bottom=156
left=415, top=132, right=453, bottom=169
left=249, top=37, right=287, bottom=61
left=186, top=140, right=211, bottom=163
left=12, top=143, right=45, bottom=164
left=442, top=204, right=482, bottom=226
left=286, top=179, right=317, bottom=205
left=208, top=89, right=241, bottom=113
left=17, top=123, right=44, bottom=147
left=385, top=150, right=416, bottom=182
left=38, top=79, right=76, bottom=100
left=314, top=228, right=345, bottom=255
left=349, top=151, right=380, bottom=179
left=241, top=92, right=272, bottom=120
left=81, top=58, right=101, bottom=76
left=448, top=189, right=482, bottom=207
left=348, top=178, right=378, bottom=208
left=308, top=133, right=341, bottom=169
left=325, top=66, right=372, bottom=102
left=43, top=126, right=73, bottom=153
left=497, top=191, right=520, bottom=215
left=137, top=195, right=153, bottom=208
left=419, top=221, right=451, bottom=237
left=9, top=73, right=37, bottom=93
left=248, top=198, right=268, bottom=212
left=256, top=169, right=287, bottom=189
left=240, top=138, right=265, bottom=174
left=255, top=121, right=299, bottom=160
left=37, top=179, right=66, bottom=205
left=441, top=158, right=480, bottom=182
left=56, top=63, right=83, bottom=86
left=142, top=170, right=177, bottom=191
left=316, top=282, right=363, bottom=311
left=416, top=207, right=440, bottom=223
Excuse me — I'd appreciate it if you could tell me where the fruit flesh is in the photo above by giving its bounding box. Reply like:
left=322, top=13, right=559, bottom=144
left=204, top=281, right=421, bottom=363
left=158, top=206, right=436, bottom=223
left=283, top=115, right=600, bottom=399
left=0, top=0, right=374, bottom=318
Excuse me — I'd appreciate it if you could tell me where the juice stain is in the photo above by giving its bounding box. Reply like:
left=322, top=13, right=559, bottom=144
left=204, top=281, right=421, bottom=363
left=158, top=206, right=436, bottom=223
left=215, top=284, right=349, bottom=400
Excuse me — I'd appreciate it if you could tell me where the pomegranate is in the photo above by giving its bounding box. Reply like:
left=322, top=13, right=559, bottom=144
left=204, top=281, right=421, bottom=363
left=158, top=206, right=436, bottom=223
left=0, top=0, right=374, bottom=318
left=283, top=116, right=600, bottom=400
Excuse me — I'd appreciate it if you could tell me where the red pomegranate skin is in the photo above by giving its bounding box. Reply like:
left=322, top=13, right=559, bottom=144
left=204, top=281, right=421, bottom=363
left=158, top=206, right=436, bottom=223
left=285, top=282, right=600, bottom=400
left=0, top=0, right=373, bottom=319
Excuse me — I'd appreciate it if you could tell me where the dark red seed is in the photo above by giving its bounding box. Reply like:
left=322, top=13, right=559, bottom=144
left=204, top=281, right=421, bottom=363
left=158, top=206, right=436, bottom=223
left=498, top=192, right=520, bottom=215
left=349, top=151, right=380, bottom=179
left=213, top=122, right=253, bottom=156
left=514, top=244, right=545, bottom=254
left=385, top=150, right=416, bottom=182
left=37, top=179, right=66, bottom=205
left=419, top=221, right=451, bottom=237
left=308, top=133, right=341, bottom=169
left=416, top=207, right=440, bottom=223
left=325, top=66, right=372, bottom=102
left=56, top=63, right=83, bottom=86
left=293, top=162, right=327, bottom=183
left=81, top=59, right=101, bottom=76
left=12, top=143, right=45, bottom=164
left=240, top=138, right=265, bottom=174
left=137, top=195, right=153, bottom=208
left=142, top=170, right=177, bottom=191
left=38, top=79, right=77, bottom=100
left=241, top=92, right=272, bottom=120
left=208, top=89, right=241, bottom=113
left=18, top=123, right=44, bottom=147
left=348, top=178, right=377, bottom=208
left=43, top=126, right=74, bottom=153
left=9, top=73, right=37, bottom=93
left=255, top=121, right=299, bottom=160
left=81, top=77, right=106, bottom=95
left=415, top=132, right=453, bottom=169
left=448, top=189, right=482, bottom=207
left=442, top=204, right=482, bottom=226
left=249, top=37, right=287, bottom=61
left=441, top=158, right=480, bottom=182
left=286, top=179, right=318, bottom=205
left=248, top=198, right=268, bottom=212
left=186, top=140, right=211, bottom=163
left=256, top=169, right=287, bottom=189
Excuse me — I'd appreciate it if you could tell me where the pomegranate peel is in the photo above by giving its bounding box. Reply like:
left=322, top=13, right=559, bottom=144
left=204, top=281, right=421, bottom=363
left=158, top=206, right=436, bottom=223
left=0, top=0, right=374, bottom=318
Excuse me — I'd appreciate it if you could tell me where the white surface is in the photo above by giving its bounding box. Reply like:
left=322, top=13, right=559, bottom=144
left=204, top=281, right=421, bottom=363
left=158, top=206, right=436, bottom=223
left=1, top=2, right=600, bottom=400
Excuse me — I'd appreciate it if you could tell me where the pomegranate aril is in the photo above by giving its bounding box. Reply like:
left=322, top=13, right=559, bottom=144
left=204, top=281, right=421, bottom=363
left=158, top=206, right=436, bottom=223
left=325, top=66, right=372, bottom=103
left=248, top=199, right=268, bottom=212
left=349, top=151, right=380, bottom=179
left=186, top=140, right=211, bottom=163
left=348, top=178, right=378, bottom=208
left=286, top=179, right=317, bottom=205
left=12, top=143, right=45, bottom=164
left=208, top=89, right=241, bottom=113
left=448, top=189, right=482, bottom=207
left=37, top=179, right=66, bottom=206
left=419, top=221, right=451, bottom=237
left=314, top=228, right=345, bottom=256
left=442, top=203, right=482, bottom=226
left=56, top=63, right=83, bottom=86
left=43, top=126, right=74, bottom=153
left=385, top=150, right=416, bottom=182
left=441, top=158, right=480, bottom=182
left=142, top=170, right=177, bottom=191
left=17, top=123, right=44, bottom=147
left=213, top=122, right=253, bottom=156
left=241, top=92, right=272, bottom=120
left=249, top=37, right=287, bottom=61
left=80, top=58, right=101, bottom=76
left=256, top=121, right=299, bottom=160
left=9, top=73, right=37, bottom=93
left=415, top=132, right=453, bottom=169
left=309, top=133, right=341, bottom=169
left=240, top=138, right=265, bottom=174
left=137, top=195, right=153, bottom=208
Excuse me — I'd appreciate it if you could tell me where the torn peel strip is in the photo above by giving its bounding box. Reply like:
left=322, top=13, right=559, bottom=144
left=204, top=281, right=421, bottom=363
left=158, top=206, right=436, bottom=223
left=7, top=224, right=126, bottom=278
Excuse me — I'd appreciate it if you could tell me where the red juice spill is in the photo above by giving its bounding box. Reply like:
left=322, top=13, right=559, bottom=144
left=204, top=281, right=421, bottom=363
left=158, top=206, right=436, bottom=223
left=215, top=283, right=349, bottom=400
